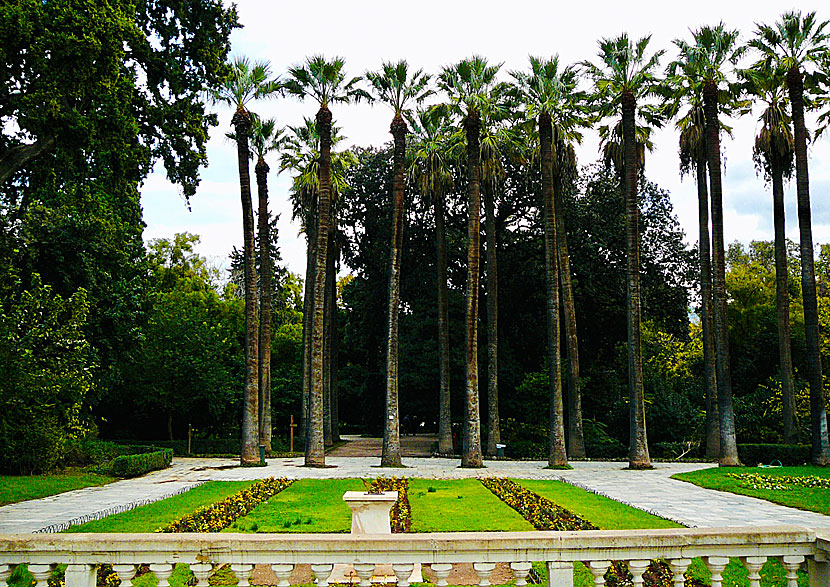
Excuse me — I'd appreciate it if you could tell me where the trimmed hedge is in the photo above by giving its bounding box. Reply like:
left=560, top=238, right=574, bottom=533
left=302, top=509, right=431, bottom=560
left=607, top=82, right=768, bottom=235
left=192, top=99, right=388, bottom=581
left=96, top=448, right=173, bottom=477
left=738, top=443, right=810, bottom=466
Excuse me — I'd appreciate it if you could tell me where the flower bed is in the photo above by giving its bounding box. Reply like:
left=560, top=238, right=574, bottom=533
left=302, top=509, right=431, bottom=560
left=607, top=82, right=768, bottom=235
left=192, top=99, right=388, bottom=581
left=369, top=477, right=411, bottom=533
left=160, top=477, right=293, bottom=533
left=728, top=472, right=830, bottom=491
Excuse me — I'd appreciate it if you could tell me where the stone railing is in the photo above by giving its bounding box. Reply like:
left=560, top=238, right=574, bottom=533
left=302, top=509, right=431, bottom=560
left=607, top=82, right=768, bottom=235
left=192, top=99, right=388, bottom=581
left=1, top=526, right=829, bottom=587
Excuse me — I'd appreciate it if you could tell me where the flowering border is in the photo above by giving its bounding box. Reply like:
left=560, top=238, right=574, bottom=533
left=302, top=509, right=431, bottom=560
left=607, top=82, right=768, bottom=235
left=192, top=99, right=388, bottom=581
left=370, top=477, right=411, bottom=533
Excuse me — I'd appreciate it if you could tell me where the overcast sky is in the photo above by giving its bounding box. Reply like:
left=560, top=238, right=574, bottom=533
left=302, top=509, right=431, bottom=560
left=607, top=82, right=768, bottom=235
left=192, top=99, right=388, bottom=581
left=140, top=0, right=830, bottom=278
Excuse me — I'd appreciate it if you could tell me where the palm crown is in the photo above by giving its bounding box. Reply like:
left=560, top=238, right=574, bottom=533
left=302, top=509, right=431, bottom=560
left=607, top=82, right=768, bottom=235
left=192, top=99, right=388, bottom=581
left=407, top=105, right=458, bottom=200
left=211, top=56, right=281, bottom=113
left=751, top=11, right=830, bottom=73
left=438, top=55, right=503, bottom=117
left=282, top=55, right=369, bottom=108
left=365, top=60, right=433, bottom=117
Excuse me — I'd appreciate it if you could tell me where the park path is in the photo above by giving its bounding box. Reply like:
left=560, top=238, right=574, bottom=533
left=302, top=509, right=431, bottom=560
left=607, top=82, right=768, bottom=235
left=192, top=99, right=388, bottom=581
left=1, top=449, right=829, bottom=533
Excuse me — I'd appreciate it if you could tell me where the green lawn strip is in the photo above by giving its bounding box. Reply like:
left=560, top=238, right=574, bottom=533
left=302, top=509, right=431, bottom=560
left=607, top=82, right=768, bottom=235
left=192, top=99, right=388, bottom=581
left=514, top=479, right=681, bottom=530
left=0, top=471, right=115, bottom=506
left=225, top=478, right=364, bottom=533
left=408, top=478, right=534, bottom=532
left=66, top=481, right=255, bottom=533
left=672, top=465, right=830, bottom=516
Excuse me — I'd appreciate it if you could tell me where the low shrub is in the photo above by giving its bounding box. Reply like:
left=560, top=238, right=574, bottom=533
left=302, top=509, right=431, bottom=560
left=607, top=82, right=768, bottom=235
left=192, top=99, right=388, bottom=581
left=160, top=477, right=292, bottom=532
left=95, top=449, right=172, bottom=478
left=737, top=444, right=810, bottom=466
left=370, top=477, right=411, bottom=533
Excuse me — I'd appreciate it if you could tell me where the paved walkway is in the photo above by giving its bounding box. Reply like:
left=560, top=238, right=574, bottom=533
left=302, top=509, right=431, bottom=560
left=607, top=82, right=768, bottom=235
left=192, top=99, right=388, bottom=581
left=2, top=447, right=829, bottom=533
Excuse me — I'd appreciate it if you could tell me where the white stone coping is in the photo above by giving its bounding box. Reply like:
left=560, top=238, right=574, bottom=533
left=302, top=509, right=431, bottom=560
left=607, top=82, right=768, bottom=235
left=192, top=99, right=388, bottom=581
left=342, top=491, right=398, bottom=503
left=0, top=526, right=822, bottom=566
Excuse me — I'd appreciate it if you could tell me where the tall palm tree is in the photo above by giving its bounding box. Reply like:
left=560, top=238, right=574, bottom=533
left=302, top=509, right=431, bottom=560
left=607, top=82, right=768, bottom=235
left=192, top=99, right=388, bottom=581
left=211, top=56, right=280, bottom=465
left=583, top=34, right=664, bottom=470
left=512, top=56, right=590, bottom=465
left=408, top=105, right=458, bottom=455
left=673, top=24, right=748, bottom=466
left=283, top=56, right=367, bottom=466
left=250, top=116, right=284, bottom=453
left=365, top=60, right=432, bottom=467
left=741, top=62, right=799, bottom=444
left=439, top=55, right=502, bottom=468
left=752, top=11, right=830, bottom=465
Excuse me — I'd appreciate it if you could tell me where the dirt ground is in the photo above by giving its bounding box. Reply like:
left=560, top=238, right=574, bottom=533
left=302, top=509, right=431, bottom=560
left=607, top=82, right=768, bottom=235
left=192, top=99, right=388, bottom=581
left=327, top=434, right=438, bottom=457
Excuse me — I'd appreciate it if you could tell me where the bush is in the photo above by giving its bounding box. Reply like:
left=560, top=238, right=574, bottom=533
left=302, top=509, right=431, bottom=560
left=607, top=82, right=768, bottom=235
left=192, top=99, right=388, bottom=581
left=64, top=437, right=130, bottom=467
left=96, top=448, right=172, bottom=477
left=737, top=443, right=810, bottom=466
left=583, top=419, right=627, bottom=459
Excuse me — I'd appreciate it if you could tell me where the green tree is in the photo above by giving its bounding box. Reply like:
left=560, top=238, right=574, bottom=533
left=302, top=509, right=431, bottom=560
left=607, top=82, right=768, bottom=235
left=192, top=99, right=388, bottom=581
left=283, top=56, right=368, bottom=466
left=438, top=56, right=502, bottom=468
left=512, top=55, right=591, bottom=464
left=742, top=62, right=799, bottom=443
left=752, top=11, right=830, bottom=465
left=366, top=60, right=432, bottom=467
left=211, top=56, right=280, bottom=464
left=408, top=106, right=458, bottom=455
left=583, top=34, right=664, bottom=469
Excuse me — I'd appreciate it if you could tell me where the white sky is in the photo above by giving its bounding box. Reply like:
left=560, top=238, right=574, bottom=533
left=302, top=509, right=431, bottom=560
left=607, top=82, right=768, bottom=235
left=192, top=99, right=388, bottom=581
left=140, top=0, right=830, bottom=278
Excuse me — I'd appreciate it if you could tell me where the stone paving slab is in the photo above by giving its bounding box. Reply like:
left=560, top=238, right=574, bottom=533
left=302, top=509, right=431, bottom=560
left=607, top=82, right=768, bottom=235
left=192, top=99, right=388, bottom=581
left=2, top=454, right=829, bottom=533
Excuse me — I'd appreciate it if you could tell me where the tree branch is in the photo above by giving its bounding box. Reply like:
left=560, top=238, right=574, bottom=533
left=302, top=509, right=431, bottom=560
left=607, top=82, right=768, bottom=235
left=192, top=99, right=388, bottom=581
left=0, top=134, right=56, bottom=184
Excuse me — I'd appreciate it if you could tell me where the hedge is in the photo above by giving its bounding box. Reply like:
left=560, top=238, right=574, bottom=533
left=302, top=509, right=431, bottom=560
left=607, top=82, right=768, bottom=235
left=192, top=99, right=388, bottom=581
left=96, top=448, right=173, bottom=477
left=737, top=444, right=810, bottom=466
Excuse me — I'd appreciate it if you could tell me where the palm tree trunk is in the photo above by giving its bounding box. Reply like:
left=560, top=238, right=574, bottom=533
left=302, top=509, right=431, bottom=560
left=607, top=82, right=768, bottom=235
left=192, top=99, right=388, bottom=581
left=554, top=168, right=585, bottom=458
left=696, top=156, right=720, bottom=459
left=703, top=81, right=739, bottom=466
left=621, top=93, right=650, bottom=469
left=301, top=214, right=317, bottom=449
left=484, top=182, right=500, bottom=457
left=232, top=108, right=260, bottom=465
left=461, top=109, right=483, bottom=468
left=382, top=114, right=407, bottom=467
left=331, top=260, right=341, bottom=443
left=305, top=105, right=332, bottom=467
left=256, top=158, right=273, bottom=453
left=435, top=194, right=453, bottom=455
left=770, top=157, right=799, bottom=444
left=541, top=113, right=568, bottom=467
left=787, top=66, right=830, bottom=464
left=323, top=235, right=335, bottom=447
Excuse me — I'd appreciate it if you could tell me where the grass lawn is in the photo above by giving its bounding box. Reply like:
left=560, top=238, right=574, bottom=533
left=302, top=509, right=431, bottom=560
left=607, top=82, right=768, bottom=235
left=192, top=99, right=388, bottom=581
left=225, top=478, right=365, bottom=533
left=0, top=470, right=115, bottom=506
left=409, top=478, right=534, bottom=532
left=66, top=481, right=255, bottom=533
left=672, top=465, right=830, bottom=516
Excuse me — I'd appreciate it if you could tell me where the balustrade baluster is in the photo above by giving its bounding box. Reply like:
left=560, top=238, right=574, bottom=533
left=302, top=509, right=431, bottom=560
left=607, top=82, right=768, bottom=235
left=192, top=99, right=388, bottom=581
left=310, top=564, right=333, bottom=587
left=271, top=564, right=293, bottom=587
left=28, top=564, right=54, bottom=587
left=229, top=565, right=254, bottom=587
left=668, top=559, right=691, bottom=587
left=587, top=561, right=611, bottom=587
left=1, top=564, right=15, bottom=587
left=112, top=564, right=138, bottom=587
left=429, top=563, right=453, bottom=587
left=392, top=563, right=414, bottom=587
left=150, top=564, right=174, bottom=587
left=741, top=557, right=766, bottom=587
left=353, top=563, right=375, bottom=587
left=780, top=556, right=803, bottom=587
left=705, top=556, right=729, bottom=587
left=472, top=562, right=495, bottom=587
left=627, top=560, right=650, bottom=587
left=189, top=564, right=214, bottom=587
left=509, top=562, right=532, bottom=587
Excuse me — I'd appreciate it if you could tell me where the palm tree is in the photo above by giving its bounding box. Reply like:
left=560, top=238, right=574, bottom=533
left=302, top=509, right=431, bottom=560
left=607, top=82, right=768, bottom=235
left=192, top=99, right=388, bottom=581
left=752, top=11, right=830, bottom=465
left=741, top=61, right=799, bottom=444
left=439, top=56, right=501, bottom=468
left=512, top=56, right=590, bottom=465
left=583, top=34, right=664, bottom=470
left=365, top=60, right=432, bottom=467
left=250, top=116, right=284, bottom=453
left=673, top=24, right=748, bottom=466
left=663, top=57, right=721, bottom=459
left=210, top=56, right=280, bottom=465
left=283, top=55, right=367, bottom=466
left=408, top=105, right=458, bottom=455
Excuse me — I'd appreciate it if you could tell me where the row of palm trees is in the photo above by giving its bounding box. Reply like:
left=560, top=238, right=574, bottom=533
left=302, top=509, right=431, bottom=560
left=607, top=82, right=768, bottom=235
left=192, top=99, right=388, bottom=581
left=221, top=10, right=830, bottom=468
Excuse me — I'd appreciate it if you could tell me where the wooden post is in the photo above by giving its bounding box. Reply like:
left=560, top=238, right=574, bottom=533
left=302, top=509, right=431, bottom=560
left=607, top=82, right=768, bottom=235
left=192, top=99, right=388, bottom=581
left=290, top=414, right=296, bottom=453
left=187, top=423, right=192, bottom=455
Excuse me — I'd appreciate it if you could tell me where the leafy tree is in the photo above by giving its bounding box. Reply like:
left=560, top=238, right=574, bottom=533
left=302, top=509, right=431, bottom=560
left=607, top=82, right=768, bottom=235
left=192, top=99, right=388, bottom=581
left=583, top=34, right=664, bottom=469
left=366, top=60, right=432, bottom=467
left=211, top=56, right=280, bottom=464
left=283, top=55, right=368, bottom=466
left=438, top=56, right=502, bottom=468
left=752, top=11, right=830, bottom=464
